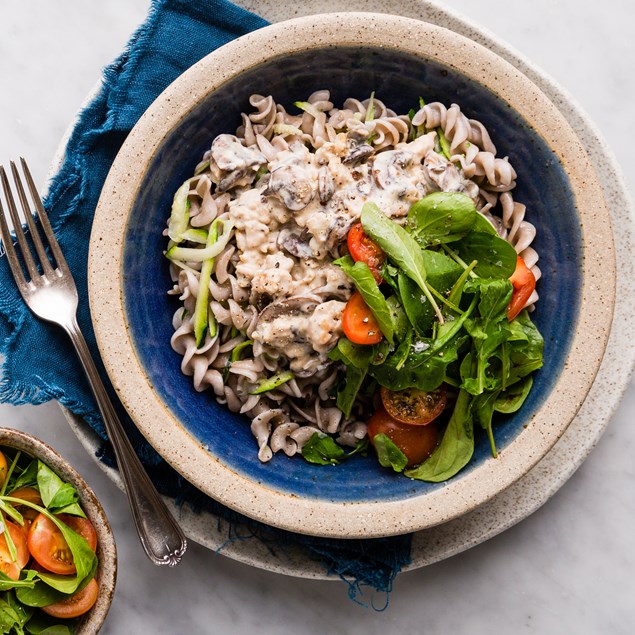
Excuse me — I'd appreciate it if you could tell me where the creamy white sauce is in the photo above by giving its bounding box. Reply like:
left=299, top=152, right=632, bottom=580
left=221, top=128, right=476, bottom=368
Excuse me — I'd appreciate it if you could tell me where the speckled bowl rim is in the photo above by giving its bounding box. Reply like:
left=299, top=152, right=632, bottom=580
left=0, top=428, right=117, bottom=633
left=87, top=12, right=614, bottom=539
left=57, top=0, right=634, bottom=578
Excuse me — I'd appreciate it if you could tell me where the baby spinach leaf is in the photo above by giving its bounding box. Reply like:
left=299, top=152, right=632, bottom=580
left=506, top=311, right=544, bottom=384
left=0, top=594, right=28, bottom=634
left=24, top=612, right=76, bottom=634
left=422, top=249, right=465, bottom=288
left=470, top=390, right=501, bottom=457
left=399, top=251, right=464, bottom=335
left=454, top=231, right=517, bottom=279
left=405, top=389, right=474, bottom=482
left=369, top=343, right=453, bottom=392
left=407, top=192, right=477, bottom=246
left=0, top=571, right=36, bottom=592
left=9, top=460, right=38, bottom=492
left=329, top=337, right=374, bottom=369
left=361, top=203, right=444, bottom=323
left=386, top=295, right=409, bottom=342
left=495, top=375, right=533, bottom=413
left=15, top=574, right=67, bottom=609
left=473, top=212, right=497, bottom=235
left=336, top=365, right=366, bottom=419
left=398, top=273, right=433, bottom=335
left=301, top=435, right=346, bottom=466
left=37, top=462, right=83, bottom=517
left=373, top=434, right=408, bottom=473
left=334, top=256, right=394, bottom=344
left=301, top=435, right=367, bottom=466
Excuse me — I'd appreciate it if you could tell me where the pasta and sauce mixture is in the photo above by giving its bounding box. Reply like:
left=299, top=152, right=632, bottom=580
left=165, top=91, right=542, bottom=478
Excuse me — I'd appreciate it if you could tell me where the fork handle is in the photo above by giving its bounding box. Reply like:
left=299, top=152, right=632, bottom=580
left=65, top=316, right=187, bottom=566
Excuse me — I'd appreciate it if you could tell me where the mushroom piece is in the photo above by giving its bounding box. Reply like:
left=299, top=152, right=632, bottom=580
left=265, top=163, right=315, bottom=211
left=325, top=214, right=356, bottom=257
left=422, top=150, right=464, bottom=193
left=371, top=149, right=412, bottom=189
left=317, top=165, right=335, bottom=203
left=343, top=143, right=374, bottom=165
left=252, top=297, right=327, bottom=378
left=277, top=226, right=314, bottom=259
left=255, top=296, right=320, bottom=328
left=210, top=134, right=267, bottom=172
left=343, top=127, right=374, bottom=165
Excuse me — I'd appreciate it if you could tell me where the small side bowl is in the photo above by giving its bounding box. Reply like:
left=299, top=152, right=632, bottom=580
left=0, top=428, right=116, bottom=635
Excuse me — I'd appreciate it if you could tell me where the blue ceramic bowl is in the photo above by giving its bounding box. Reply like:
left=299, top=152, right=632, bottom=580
left=90, top=13, right=614, bottom=537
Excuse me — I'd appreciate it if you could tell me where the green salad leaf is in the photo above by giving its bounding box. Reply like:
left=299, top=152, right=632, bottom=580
left=372, top=434, right=408, bottom=473
left=361, top=202, right=444, bottom=323
left=405, top=389, right=475, bottom=482
left=407, top=192, right=477, bottom=246
left=334, top=256, right=395, bottom=344
left=301, top=435, right=368, bottom=465
left=37, top=462, right=84, bottom=518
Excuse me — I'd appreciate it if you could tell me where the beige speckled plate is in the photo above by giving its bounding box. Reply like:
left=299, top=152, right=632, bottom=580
left=61, top=0, right=634, bottom=576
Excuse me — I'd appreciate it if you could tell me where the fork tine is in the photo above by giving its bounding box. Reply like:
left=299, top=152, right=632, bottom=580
left=0, top=165, right=40, bottom=281
left=0, top=195, right=28, bottom=292
left=11, top=161, right=54, bottom=277
left=20, top=158, right=71, bottom=276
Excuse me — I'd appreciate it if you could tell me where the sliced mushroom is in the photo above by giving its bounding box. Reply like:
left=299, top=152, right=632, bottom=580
left=422, top=150, right=464, bottom=192
left=343, top=143, right=374, bottom=165
left=253, top=297, right=329, bottom=378
left=256, top=297, right=320, bottom=327
left=218, top=168, right=250, bottom=192
left=277, top=226, right=314, bottom=259
left=325, top=214, right=356, bottom=257
left=264, top=163, right=315, bottom=211
left=210, top=134, right=267, bottom=171
left=317, top=165, right=335, bottom=203
left=371, top=150, right=412, bottom=189
left=343, top=127, right=374, bottom=164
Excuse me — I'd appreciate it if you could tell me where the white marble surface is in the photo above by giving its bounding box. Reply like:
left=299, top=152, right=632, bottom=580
left=1, top=1, right=634, bottom=633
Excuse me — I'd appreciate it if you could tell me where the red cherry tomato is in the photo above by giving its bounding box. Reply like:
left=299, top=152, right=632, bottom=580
left=367, top=408, right=440, bottom=468
left=341, top=291, right=383, bottom=345
left=8, top=486, right=43, bottom=521
left=380, top=385, right=447, bottom=425
left=0, top=521, right=30, bottom=580
left=41, top=577, right=99, bottom=619
left=28, top=513, right=97, bottom=575
left=507, top=256, right=536, bottom=321
left=347, top=223, right=384, bottom=282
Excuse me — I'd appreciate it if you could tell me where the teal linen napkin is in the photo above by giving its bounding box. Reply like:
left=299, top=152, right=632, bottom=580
left=0, top=0, right=412, bottom=603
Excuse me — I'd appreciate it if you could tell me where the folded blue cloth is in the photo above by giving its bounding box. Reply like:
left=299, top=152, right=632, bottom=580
left=0, top=0, right=412, bottom=602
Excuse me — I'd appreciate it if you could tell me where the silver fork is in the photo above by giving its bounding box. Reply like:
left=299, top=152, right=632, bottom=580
left=0, top=158, right=187, bottom=566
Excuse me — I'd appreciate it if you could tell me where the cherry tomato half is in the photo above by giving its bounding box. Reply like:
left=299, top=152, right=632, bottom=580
left=0, top=521, right=30, bottom=580
left=507, top=256, right=536, bottom=321
left=341, top=291, right=383, bottom=345
left=28, top=513, right=97, bottom=575
left=41, top=577, right=99, bottom=619
left=347, top=223, right=384, bottom=283
left=381, top=385, right=447, bottom=425
left=8, top=486, right=43, bottom=521
left=0, top=451, right=7, bottom=490
left=367, top=408, right=440, bottom=468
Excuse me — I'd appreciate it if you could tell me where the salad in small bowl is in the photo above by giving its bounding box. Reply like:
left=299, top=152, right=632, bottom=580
left=0, top=428, right=116, bottom=635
